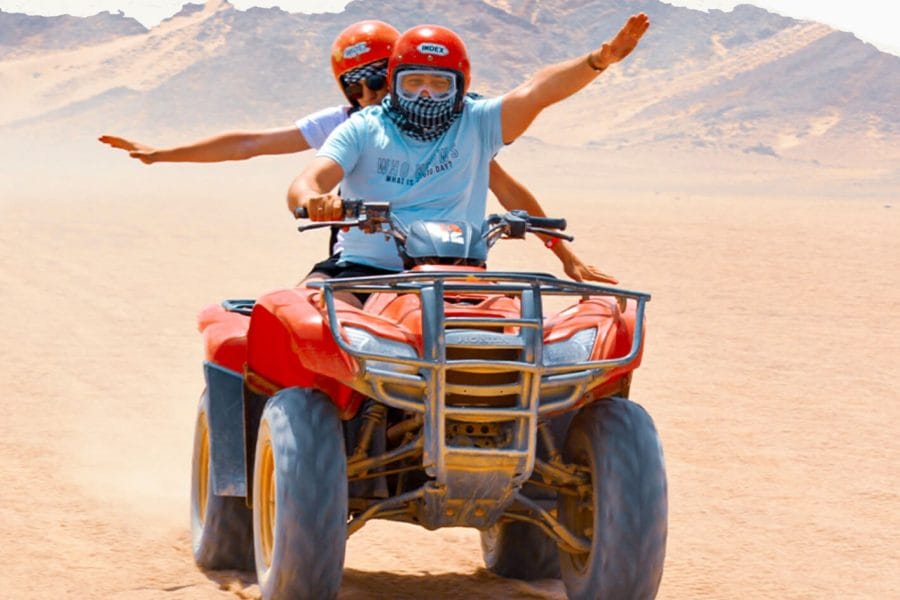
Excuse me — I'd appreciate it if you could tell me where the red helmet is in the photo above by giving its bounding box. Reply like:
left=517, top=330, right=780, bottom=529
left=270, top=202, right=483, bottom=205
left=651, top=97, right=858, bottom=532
left=331, top=20, right=400, bottom=92
left=389, top=25, right=471, bottom=111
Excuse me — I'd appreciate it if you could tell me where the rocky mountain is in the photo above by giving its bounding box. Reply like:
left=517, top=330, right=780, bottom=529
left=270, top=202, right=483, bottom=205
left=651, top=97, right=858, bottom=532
left=0, top=8, right=145, bottom=56
left=1, top=0, right=898, bottom=167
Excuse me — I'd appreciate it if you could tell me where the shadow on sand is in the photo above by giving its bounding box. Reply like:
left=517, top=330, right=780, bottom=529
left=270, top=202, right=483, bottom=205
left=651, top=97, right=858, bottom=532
left=203, top=567, right=565, bottom=599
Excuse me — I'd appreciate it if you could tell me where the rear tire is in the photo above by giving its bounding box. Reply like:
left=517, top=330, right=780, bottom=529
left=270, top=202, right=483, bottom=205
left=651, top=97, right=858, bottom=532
left=190, top=390, right=254, bottom=570
left=253, top=387, right=347, bottom=600
left=480, top=520, right=560, bottom=580
left=480, top=412, right=571, bottom=580
left=558, top=397, right=667, bottom=600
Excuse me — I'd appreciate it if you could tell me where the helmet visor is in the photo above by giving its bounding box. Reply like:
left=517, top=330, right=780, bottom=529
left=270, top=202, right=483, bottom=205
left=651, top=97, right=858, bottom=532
left=395, top=70, right=457, bottom=102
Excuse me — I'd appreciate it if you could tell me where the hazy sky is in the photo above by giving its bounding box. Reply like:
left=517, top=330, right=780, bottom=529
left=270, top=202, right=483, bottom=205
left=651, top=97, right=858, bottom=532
left=1, top=0, right=897, bottom=55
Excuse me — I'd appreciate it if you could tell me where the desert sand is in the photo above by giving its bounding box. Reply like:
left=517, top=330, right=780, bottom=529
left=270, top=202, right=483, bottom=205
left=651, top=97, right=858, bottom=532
left=1, top=133, right=898, bottom=599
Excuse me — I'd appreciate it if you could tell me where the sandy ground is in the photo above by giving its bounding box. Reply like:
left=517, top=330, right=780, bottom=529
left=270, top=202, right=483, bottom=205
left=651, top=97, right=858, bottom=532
left=1, top=139, right=898, bottom=599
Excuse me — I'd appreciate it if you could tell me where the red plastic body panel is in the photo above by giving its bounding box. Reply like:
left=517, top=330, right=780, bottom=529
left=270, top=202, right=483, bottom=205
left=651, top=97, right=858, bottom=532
left=373, top=292, right=523, bottom=340
left=212, top=270, right=645, bottom=419
left=197, top=304, right=250, bottom=374
left=544, top=297, right=643, bottom=362
left=246, top=287, right=388, bottom=418
left=547, top=296, right=646, bottom=406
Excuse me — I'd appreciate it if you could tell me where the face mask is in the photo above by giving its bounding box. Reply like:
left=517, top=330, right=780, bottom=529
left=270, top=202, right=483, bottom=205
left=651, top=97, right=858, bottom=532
left=341, top=60, right=388, bottom=103
left=395, top=95, right=456, bottom=130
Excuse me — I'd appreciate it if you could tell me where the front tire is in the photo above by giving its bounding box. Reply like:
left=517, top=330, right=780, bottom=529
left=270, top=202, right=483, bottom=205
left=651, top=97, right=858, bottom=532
left=190, top=390, right=254, bottom=570
left=253, top=387, right=347, bottom=600
left=558, top=397, right=667, bottom=599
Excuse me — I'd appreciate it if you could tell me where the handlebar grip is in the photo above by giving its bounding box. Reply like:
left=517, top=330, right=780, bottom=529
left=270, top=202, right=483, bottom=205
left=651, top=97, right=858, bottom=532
left=529, top=216, right=567, bottom=231
left=294, top=206, right=309, bottom=219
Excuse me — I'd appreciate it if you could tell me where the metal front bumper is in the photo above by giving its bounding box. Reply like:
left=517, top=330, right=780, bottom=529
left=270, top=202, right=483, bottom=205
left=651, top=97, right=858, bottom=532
left=311, top=272, right=650, bottom=529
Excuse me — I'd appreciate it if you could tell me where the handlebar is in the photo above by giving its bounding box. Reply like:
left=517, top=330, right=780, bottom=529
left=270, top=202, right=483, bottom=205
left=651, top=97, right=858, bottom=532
left=527, top=216, right=567, bottom=231
left=294, top=199, right=368, bottom=223
left=295, top=200, right=390, bottom=235
left=295, top=200, right=573, bottom=245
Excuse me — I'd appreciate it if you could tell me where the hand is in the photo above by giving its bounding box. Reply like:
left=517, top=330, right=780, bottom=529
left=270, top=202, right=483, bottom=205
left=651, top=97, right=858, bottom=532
left=305, top=193, right=344, bottom=221
left=98, top=135, right=157, bottom=164
left=591, top=13, right=650, bottom=69
left=564, top=256, right=619, bottom=285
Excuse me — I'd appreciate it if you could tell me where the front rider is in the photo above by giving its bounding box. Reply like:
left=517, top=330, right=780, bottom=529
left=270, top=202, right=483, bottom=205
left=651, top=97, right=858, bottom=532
left=288, top=15, right=649, bottom=291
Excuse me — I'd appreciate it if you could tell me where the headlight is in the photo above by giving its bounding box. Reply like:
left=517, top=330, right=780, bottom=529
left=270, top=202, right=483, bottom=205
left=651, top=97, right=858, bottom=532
left=344, top=326, right=419, bottom=373
left=543, top=328, right=597, bottom=366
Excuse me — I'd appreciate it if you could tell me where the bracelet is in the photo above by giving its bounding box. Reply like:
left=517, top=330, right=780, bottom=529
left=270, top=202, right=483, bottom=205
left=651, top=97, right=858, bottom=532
left=545, top=237, right=560, bottom=249
left=586, top=52, right=607, bottom=73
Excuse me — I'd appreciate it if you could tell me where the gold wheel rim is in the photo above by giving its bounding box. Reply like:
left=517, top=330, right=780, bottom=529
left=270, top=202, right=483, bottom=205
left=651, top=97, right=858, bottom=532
left=198, top=416, right=210, bottom=523
left=258, top=432, right=276, bottom=569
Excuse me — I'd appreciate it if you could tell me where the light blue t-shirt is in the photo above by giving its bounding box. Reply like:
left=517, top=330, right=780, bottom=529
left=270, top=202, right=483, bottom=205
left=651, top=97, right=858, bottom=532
left=317, top=95, right=505, bottom=271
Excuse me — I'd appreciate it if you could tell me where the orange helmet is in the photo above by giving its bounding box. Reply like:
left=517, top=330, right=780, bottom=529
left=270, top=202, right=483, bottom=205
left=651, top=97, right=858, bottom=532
left=388, top=25, right=471, bottom=112
left=331, top=20, right=400, bottom=103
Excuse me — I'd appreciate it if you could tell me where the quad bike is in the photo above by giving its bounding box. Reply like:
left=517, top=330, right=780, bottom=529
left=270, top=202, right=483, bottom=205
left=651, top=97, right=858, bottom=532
left=191, top=201, right=667, bottom=599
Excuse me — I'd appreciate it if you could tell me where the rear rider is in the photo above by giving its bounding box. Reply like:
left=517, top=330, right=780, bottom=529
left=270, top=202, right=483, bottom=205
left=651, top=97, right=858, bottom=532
left=98, top=20, right=400, bottom=164
left=98, top=19, right=615, bottom=287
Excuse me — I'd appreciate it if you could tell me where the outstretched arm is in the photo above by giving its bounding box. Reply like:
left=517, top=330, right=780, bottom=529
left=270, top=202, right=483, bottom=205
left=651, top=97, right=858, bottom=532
left=488, top=161, right=618, bottom=284
left=98, top=126, right=310, bottom=165
left=286, top=156, right=345, bottom=220
left=500, top=13, right=649, bottom=144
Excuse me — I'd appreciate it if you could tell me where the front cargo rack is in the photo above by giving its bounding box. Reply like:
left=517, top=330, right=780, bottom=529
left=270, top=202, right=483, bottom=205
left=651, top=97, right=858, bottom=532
left=308, top=272, right=650, bottom=490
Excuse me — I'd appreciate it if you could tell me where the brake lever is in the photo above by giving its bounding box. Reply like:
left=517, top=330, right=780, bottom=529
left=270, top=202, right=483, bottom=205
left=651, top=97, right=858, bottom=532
left=297, top=219, right=360, bottom=233
left=529, top=226, right=574, bottom=242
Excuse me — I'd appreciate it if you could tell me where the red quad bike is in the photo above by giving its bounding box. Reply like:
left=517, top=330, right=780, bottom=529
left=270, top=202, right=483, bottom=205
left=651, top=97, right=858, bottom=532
left=191, top=201, right=667, bottom=600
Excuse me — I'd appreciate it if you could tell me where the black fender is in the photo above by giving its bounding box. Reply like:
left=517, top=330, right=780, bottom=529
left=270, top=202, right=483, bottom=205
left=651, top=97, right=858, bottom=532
left=202, top=361, right=248, bottom=497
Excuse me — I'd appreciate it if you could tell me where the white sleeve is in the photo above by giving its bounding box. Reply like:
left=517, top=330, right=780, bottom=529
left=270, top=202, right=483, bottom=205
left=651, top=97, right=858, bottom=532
left=295, top=105, right=350, bottom=149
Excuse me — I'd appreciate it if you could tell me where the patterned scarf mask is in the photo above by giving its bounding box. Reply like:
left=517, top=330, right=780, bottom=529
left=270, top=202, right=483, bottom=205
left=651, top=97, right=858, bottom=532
left=342, top=60, right=387, bottom=86
left=383, top=92, right=460, bottom=142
